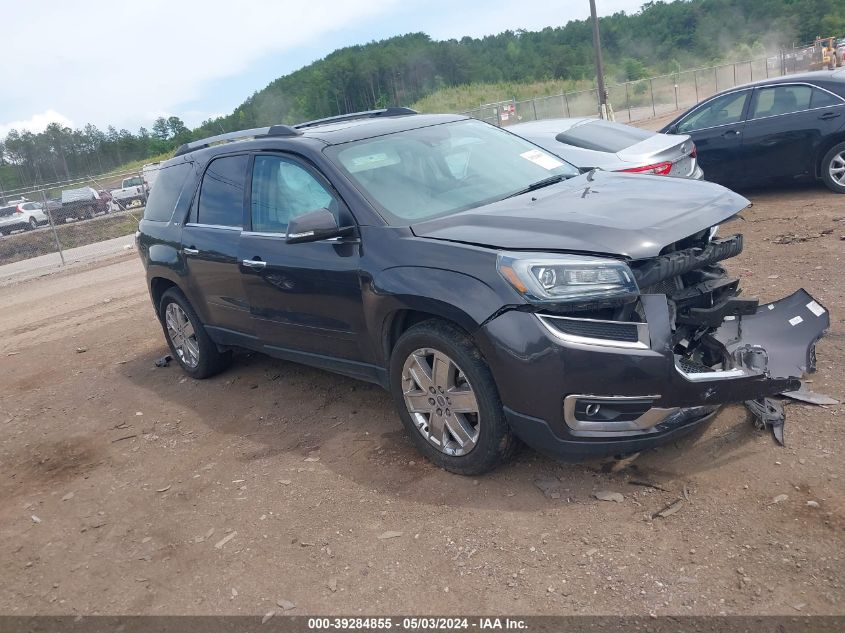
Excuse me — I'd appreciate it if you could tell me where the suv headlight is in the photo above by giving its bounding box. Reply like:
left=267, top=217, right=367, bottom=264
left=497, top=252, right=639, bottom=308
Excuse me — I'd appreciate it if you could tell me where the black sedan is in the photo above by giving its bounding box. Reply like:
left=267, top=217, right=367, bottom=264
left=663, top=70, right=845, bottom=192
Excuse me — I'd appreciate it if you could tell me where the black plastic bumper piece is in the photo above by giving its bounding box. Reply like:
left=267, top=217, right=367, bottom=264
left=504, top=406, right=718, bottom=461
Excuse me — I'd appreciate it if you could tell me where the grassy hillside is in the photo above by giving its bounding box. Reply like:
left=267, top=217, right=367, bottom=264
left=411, top=79, right=594, bottom=113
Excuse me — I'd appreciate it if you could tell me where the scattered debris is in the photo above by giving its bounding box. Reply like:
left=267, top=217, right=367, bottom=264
left=262, top=611, right=275, bottom=625
left=769, top=494, right=789, bottom=505
left=651, top=499, right=684, bottom=519
left=75, top=347, right=87, bottom=354
left=606, top=452, right=641, bottom=473
left=304, top=456, right=320, bottom=462
left=154, top=355, right=172, bottom=368
left=627, top=479, right=671, bottom=493
left=328, top=578, right=338, bottom=592
left=585, top=548, right=598, bottom=557
left=278, top=479, right=292, bottom=486
left=276, top=599, right=296, bottom=611
left=806, top=500, right=820, bottom=508
left=214, top=531, right=237, bottom=549
left=377, top=531, right=403, bottom=540
left=61, top=492, right=75, bottom=501
left=745, top=397, right=785, bottom=445
left=534, top=478, right=563, bottom=499
left=155, top=485, right=171, bottom=493
left=781, top=389, right=839, bottom=406
left=7, top=351, right=19, bottom=356
left=593, top=491, right=624, bottom=503
left=111, top=434, right=138, bottom=443
left=31, top=515, right=42, bottom=524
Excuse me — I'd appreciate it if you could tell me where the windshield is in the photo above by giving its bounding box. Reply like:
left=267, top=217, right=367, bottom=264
left=124, top=177, right=143, bottom=187
left=326, top=119, right=579, bottom=224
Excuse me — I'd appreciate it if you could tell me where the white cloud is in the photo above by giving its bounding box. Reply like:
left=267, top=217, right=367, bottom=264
left=0, top=0, right=400, bottom=134
left=0, top=0, right=646, bottom=135
left=0, top=109, right=74, bottom=137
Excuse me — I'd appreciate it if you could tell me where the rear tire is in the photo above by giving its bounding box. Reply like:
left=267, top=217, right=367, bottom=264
left=389, top=319, right=518, bottom=475
left=27, top=217, right=38, bottom=230
left=821, top=141, right=845, bottom=194
left=159, top=288, right=232, bottom=379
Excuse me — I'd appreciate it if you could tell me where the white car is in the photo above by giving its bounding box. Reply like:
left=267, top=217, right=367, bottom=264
left=0, top=200, right=49, bottom=235
left=509, top=117, right=703, bottom=179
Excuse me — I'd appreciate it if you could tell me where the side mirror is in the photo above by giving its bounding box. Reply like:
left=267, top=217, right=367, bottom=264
left=286, top=208, right=354, bottom=244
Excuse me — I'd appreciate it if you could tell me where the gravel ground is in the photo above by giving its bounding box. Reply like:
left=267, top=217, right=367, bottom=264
left=0, top=183, right=842, bottom=617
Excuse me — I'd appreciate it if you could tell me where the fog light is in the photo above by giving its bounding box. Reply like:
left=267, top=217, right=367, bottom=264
left=585, top=403, right=601, bottom=417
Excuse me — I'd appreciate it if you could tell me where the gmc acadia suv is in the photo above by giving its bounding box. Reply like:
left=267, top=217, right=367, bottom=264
left=136, top=108, right=829, bottom=475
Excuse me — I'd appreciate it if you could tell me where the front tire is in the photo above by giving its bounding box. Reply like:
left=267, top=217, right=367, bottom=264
left=27, top=217, right=38, bottom=230
left=389, top=319, right=517, bottom=475
left=159, top=288, right=231, bottom=378
left=821, top=142, right=845, bottom=193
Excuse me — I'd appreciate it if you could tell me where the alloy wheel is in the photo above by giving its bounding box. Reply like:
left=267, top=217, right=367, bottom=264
left=401, top=348, right=480, bottom=456
left=165, top=303, right=200, bottom=368
left=830, top=151, right=845, bottom=186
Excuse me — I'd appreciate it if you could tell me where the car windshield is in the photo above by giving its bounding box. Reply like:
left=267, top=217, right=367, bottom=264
left=325, top=119, right=579, bottom=224
left=124, top=177, right=143, bottom=187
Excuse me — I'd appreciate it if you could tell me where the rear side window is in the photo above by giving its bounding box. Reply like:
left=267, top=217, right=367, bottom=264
left=750, top=85, right=812, bottom=119
left=143, top=163, right=191, bottom=222
left=811, top=87, right=844, bottom=108
left=197, top=155, right=248, bottom=227
left=556, top=120, right=651, bottom=153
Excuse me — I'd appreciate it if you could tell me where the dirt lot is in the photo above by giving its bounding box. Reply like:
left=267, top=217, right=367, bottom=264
left=0, top=184, right=843, bottom=617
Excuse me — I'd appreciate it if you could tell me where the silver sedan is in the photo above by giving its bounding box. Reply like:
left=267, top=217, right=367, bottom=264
left=509, top=117, right=703, bottom=179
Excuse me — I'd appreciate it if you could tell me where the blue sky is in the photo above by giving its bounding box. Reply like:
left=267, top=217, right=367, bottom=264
left=0, top=0, right=645, bottom=137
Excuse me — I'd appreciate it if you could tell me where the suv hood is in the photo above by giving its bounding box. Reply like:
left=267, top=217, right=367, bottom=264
left=410, top=171, right=749, bottom=259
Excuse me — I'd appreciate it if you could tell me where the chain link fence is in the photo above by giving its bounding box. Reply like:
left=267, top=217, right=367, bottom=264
left=460, top=53, right=801, bottom=127
left=0, top=168, right=151, bottom=282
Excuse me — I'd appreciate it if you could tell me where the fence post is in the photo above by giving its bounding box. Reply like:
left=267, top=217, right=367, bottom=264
left=625, top=82, right=631, bottom=122
left=563, top=92, right=570, bottom=117
left=714, top=66, right=718, bottom=92
left=693, top=71, right=699, bottom=102
left=649, top=79, right=656, bottom=117
left=40, top=189, right=65, bottom=266
left=749, top=60, right=753, bottom=82
left=531, top=98, right=538, bottom=121
left=674, top=83, right=679, bottom=111
left=733, top=62, right=737, bottom=87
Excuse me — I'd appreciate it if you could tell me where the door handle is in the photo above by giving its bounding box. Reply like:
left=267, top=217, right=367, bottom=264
left=242, top=259, right=267, bottom=269
left=183, top=247, right=199, bottom=255
left=722, top=129, right=741, bottom=137
left=819, top=111, right=841, bottom=120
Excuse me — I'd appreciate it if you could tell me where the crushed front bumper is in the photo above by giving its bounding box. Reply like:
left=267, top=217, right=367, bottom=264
left=477, top=289, right=829, bottom=461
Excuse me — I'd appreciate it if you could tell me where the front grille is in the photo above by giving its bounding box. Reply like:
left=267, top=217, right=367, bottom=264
left=677, top=358, right=715, bottom=374
left=643, top=276, right=683, bottom=297
left=545, top=317, right=640, bottom=343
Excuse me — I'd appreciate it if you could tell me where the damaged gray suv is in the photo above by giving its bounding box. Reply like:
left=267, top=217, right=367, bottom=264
left=137, top=110, right=830, bottom=475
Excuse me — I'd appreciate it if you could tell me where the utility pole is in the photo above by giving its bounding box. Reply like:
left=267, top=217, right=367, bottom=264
left=589, top=0, right=613, bottom=120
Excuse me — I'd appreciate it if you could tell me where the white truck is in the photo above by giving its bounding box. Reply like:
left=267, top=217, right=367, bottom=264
left=110, top=176, right=147, bottom=208
left=142, top=162, right=161, bottom=192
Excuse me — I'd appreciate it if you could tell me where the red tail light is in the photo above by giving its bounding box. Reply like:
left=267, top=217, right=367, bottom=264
left=619, top=162, right=673, bottom=176
left=14, top=205, right=24, bottom=214
left=689, top=144, right=697, bottom=158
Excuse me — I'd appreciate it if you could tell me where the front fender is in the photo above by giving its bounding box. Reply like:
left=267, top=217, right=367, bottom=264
left=364, top=266, right=517, bottom=366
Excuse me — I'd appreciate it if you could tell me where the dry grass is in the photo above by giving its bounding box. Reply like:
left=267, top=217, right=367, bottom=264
left=411, top=78, right=594, bottom=113
left=0, top=213, right=138, bottom=266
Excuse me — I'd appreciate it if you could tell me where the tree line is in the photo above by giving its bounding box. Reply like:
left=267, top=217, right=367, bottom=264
left=2, top=0, right=843, bottom=194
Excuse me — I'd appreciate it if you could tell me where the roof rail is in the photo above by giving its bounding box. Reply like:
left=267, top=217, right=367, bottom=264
left=294, top=107, right=418, bottom=130
left=173, top=124, right=302, bottom=157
